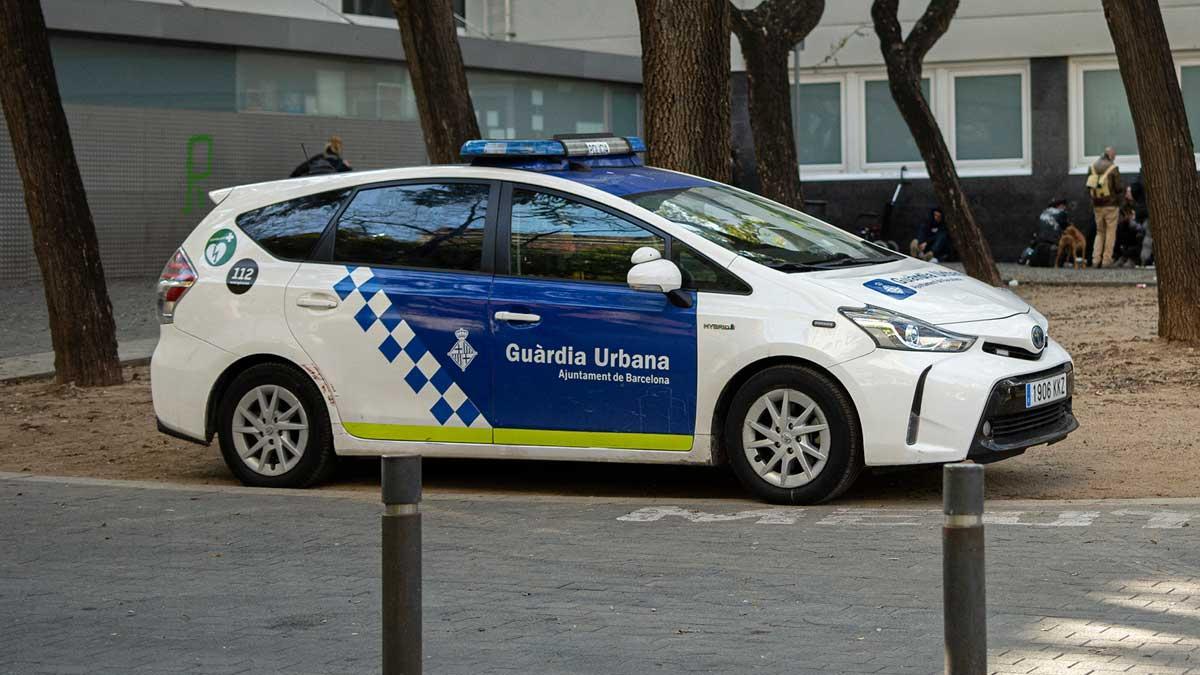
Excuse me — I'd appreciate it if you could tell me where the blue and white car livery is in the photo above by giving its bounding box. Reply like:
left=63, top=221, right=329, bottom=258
left=152, top=135, right=1077, bottom=504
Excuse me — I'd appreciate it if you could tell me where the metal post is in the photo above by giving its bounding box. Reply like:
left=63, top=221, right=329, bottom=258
left=943, top=462, right=987, bottom=675
left=382, top=455, right=422, bottom=675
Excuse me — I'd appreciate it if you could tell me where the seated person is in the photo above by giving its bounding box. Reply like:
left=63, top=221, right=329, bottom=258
left=909, top=207, right=952, bottom=262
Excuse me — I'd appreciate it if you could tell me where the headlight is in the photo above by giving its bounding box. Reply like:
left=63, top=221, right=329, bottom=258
left=839, top=306, right=976, bottom=352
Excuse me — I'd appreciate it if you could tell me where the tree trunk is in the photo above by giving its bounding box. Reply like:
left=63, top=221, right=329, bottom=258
left=731, top=0, right=824, bottom=210
left=1103, top=0, right=1200, bottom=342
left=0, top=0, right=122, bottom=386
left=871, top=0, right=1002, bottom=286
left=636, top=0, right=732, bottom=183
left=391, top=0, right=480, bottom=165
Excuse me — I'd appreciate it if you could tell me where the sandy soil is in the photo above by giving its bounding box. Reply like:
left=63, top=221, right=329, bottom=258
left=1, top=284, right=1197, bottom=502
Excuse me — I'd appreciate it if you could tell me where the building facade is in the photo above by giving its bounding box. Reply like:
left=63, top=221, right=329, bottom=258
left=2, top=0, right=1199, bottom=286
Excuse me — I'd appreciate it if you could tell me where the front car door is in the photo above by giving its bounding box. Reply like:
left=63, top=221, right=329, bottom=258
left=285, top=180, right=497, bottom=443
left=488, top=184, right=698, bottom=451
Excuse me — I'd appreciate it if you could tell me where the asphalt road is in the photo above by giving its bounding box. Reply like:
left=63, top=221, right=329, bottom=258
left=2, top=473, right=1199, bottom=675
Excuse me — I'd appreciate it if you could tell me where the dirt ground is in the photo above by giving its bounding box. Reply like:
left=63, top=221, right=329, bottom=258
left=1, top=284, right=1197, bottom=502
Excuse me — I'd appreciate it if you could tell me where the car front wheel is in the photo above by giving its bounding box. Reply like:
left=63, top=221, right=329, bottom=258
left=724, top=365, right=862, bottom=504
left=217, top=363, right=336, bottom=488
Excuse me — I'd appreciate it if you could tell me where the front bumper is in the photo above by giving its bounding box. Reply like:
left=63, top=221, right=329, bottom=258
left=966, top=363, right=1078, bottom=463
left=829, top=337, right=1077, bottom=466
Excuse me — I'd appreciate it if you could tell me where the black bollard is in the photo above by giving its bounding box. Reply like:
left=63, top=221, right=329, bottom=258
left=943, top=462, right=987, bottom=675
left=382, top=455, right=422, bottom=675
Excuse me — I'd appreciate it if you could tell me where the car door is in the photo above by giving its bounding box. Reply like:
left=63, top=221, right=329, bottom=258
left=284, top=180, right=498, bottom=443
left=489, top=183, right=698, bottom=451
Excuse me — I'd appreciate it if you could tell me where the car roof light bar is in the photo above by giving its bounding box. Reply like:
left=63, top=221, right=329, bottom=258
left=460, top=136, right=646, bottom=159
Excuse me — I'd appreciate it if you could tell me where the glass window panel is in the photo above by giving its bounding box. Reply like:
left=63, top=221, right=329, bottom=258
left=468, top=71, right=640, bottom=138
left=794, top=81, right=841, bottom=165
left=611, top=90, right=640, bottom=137
left=1082, top=69, right=1137, bottom=158
left=50, top=35, right=235, bottom=111
left=954, top=73, right=1023, bottom=160
left=237, top=51, right=415, bottom=121
left=236, top=190, right=350, bottom=260
left=865, top=78, right=929, bottom=164
left=1182, top=66, right=1200, bottom=150
left=510, top=189, right=663, bottom=283
left=334, top=183, right=489, bottom=271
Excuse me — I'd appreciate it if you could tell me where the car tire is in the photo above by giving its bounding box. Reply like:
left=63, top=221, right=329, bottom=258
left=217, top=363, right=336, bottom=488
left=724, top=365, right=862, bottom=505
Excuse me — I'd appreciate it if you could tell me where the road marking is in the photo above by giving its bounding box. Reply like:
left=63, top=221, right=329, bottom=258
left=617, top=506, right=1195, bottom=529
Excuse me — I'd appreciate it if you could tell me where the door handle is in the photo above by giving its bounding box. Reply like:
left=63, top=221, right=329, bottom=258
left=296, top=293, right=339, bottom=309
left=494, top=311, right=541, bottom=323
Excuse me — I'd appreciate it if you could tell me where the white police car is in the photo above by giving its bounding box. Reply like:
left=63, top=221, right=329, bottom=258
left=152, top=135, right=1076, bottom=504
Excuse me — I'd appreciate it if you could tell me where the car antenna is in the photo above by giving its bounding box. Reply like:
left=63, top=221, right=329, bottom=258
left=300, top=142, right=309, bottom=160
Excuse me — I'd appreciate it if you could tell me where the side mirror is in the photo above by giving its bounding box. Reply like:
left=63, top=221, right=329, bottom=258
left=627, top=247, right=682, bottom=293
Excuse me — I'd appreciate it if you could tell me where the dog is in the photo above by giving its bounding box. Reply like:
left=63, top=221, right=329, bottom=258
left=1056, top=224, right=1087, bottom=269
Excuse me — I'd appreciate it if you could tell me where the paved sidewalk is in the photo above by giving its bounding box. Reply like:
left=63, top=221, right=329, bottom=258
left=2, top=474, right=1198, bottom=675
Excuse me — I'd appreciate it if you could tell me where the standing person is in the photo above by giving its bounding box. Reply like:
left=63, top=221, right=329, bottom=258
left=290, top=135, right=353, bottom=178
left=1085, top=146, right=1123, bottom=268
left=909, top=207, right=952, bottom=263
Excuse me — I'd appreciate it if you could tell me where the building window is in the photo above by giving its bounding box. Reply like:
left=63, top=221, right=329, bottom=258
left=343, top=0, right=466, bottom=28
left=237, top=50, right=416, bottom=121
left=51, top=35, right=236, bottom=111
left=1081, top=68, right=1136, bottom=160
left=468, top=70, right=641, bottom=139
left=795, top=62, right=1029, bottom=178
left=795, top=81, right=842, bottom=166
left=953, top=73, right=1023, bottom=161
left=1181, top=65, right=1200, bottom=150
left=864, top=78, right=929, bottom=165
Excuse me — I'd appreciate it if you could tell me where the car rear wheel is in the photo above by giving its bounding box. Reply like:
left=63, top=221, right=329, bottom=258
left=217, top=363, right=336, bottom=488
left=724, top=365, right=862, bottom=504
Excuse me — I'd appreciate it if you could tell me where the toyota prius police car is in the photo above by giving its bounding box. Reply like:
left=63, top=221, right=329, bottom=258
left=152, top=135, right=1077, bottom=504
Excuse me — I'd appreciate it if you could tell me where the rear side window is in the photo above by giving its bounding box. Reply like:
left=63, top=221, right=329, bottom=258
left=334, top=183, right=489, bottom=272
left=235, top=190, right=349, bottom=260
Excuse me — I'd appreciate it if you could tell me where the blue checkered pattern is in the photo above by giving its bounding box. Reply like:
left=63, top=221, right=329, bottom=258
left=334, top=266, right=489, bottom=429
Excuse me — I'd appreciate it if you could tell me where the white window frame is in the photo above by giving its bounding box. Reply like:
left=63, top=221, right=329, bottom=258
left=1069, top=53, right=1200, bottom=173
left=946, top=64, right=1031, bottom=172
left=859, top=69, right=934, bottom=172
left=792, top=74, right=847, bottom=174
left=796, top=59, right=1032, bottom=181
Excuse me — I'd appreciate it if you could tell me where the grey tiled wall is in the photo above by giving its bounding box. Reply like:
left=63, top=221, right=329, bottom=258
left=0, top=105, right=426, bottom=286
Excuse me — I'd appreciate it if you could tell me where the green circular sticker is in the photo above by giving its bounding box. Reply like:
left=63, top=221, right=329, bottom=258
left=204, top=228, right=237, bottom=266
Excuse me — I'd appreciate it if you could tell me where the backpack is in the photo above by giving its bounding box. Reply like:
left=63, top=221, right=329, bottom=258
left=1086, top=163, right=1116, bottom=199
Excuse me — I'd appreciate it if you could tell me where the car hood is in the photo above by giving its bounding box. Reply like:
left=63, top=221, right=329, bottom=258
left=802, top=258, right=1029, bottom=325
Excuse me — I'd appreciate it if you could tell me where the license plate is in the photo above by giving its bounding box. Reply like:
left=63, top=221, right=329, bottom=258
left=1025, top=373, right=1068, bottom=408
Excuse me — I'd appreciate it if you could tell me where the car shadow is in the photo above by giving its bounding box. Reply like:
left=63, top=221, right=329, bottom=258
left=328, top=455, right=948, bottom=504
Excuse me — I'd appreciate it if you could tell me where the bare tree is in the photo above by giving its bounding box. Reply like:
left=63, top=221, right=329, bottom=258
left=731, top=0, right=825, bottom=210
left=1102, top=0, right=1200, bottom=342
left=636, top=0, right=732, bottom=182
left=870, top=0, right=1001, bottom=286
left=0, top=0, right=121, bottom=386
left=390, top=0, right=480, bottom=164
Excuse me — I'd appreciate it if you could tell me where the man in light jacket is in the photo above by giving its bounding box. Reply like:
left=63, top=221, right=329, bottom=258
left=1086, top=146, right=1123, bottom=268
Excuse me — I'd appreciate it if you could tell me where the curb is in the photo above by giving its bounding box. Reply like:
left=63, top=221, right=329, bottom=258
left=0, top=338, right=156, bottom=384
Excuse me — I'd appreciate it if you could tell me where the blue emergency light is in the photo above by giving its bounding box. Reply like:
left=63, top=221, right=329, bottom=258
left=460, top=135, right=646, bottom=166
left=460, top=135, right=645, bottom=158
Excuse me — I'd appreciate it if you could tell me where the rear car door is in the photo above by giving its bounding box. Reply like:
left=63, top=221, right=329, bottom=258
left=285, top=180, right=498, bottom=443
left=489, top=184, right=698, bottom=451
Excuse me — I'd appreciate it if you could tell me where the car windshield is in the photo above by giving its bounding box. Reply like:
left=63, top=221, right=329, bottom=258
left=626, top=184, right=898, bottom=270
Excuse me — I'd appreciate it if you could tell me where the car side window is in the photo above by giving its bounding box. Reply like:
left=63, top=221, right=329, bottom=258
left=509, top=188, right=663, bottom=283
left=334, top=183, right=489, bottom=272
left=674, top=244, right=751, bottom=294
left=235, top=189, right=350, bottom=260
